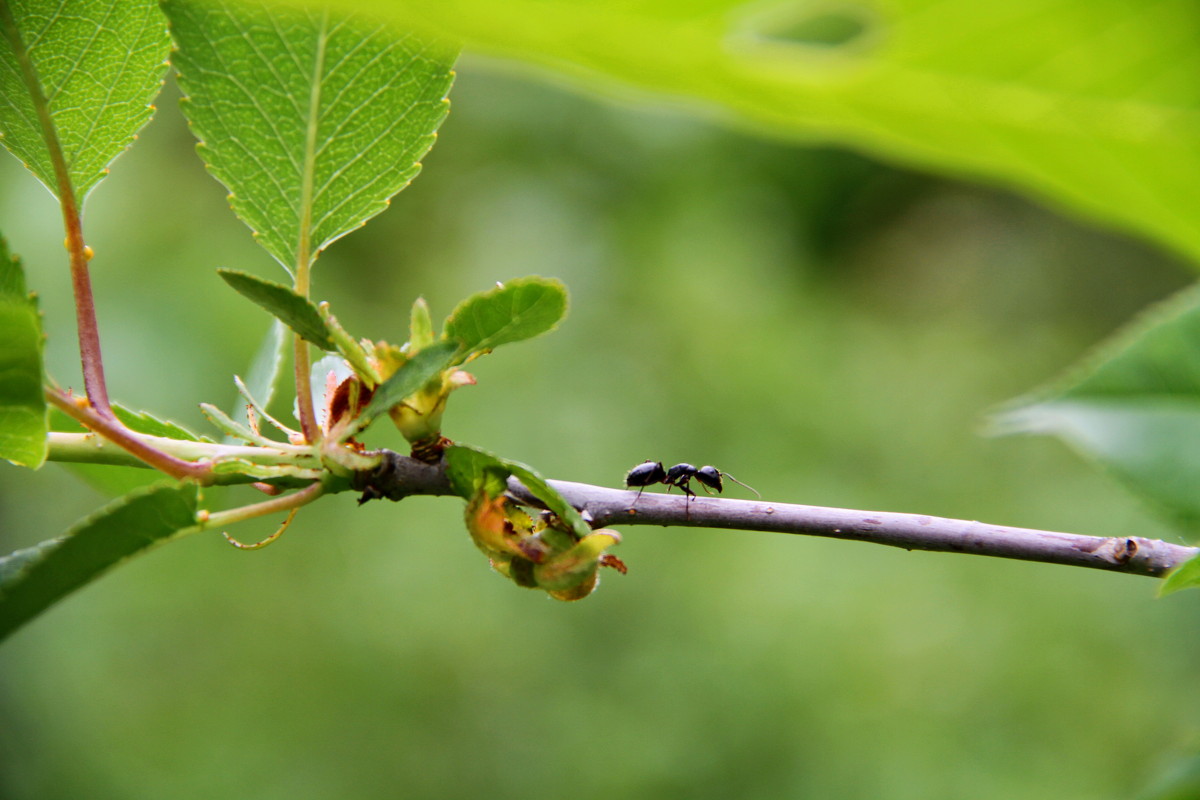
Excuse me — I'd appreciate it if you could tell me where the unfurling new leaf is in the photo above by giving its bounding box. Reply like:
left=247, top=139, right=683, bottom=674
left=447, top=444, right=619, bottom=601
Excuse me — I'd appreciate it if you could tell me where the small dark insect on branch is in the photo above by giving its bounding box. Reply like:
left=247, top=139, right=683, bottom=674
left=625, top=460, right=761, bottom=499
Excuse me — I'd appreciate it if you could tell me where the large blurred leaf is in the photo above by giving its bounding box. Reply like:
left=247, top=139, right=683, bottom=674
left=1134, top=752, right=1200, bottom=799
left=0, top=233, right=46, bottom=468
left=996, top=284, right=1200, bottom=535
left=0, top=0, right=170, bottom=206
left=0, top=482, right=198, bottom=641
left=283, top=0, right=1200, bottom=265
left=165, top=0, right=455, bottom=272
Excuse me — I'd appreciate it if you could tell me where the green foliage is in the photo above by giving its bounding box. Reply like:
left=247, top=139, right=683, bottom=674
left=217, top=268, right=336, bottom=349
left=112, top=404, right=207, bottom=443
left=4, top=1, right=1200, bottom=790
left=409, top=297, right=435, bottom=350
left=0, top=233, right=45, bottom=468
left=1136, top=753, right=1200, bottom=800
left=0, top=483, right=198, bottom=640
left=232, top=320, right=289, bottom=430
left=446, top=444, right=617, bottom=599
left=164, top=0, right=455, bottom=272
left=285, top=0, right=1200, bottom=265
left=444, top=276, right=568, bottom=362
left=1160, top=552, right=1200, bottom=596
left=443, top=443, right=503, bottom=499
left=997, top=285, right=1200, bottom=536
left=1135, top=754, right=1200, bottom=800
left=0, top=0, right=170, bottom=206
left=199, top=402, right=264, bottom=444
left=354, top=340, right=459, bottom=432
left=445, top=444, right=590, bottom=540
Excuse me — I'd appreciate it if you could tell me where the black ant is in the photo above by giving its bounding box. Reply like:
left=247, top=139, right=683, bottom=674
left=624, top=460, right=760, bottom=502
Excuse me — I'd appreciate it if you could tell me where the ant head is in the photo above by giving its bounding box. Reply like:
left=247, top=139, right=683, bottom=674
left=695, top=465, right=723, bottom=493
left=625, top=460, right=666, bottom=488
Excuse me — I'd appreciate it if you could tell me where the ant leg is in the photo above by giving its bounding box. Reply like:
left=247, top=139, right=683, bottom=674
left=679, top=482, right=696, bottom=520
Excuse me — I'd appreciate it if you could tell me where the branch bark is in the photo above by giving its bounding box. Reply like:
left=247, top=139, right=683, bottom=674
left=518, top=481, right=1194, bottom=578
left=353, top=451, right=1197, bottom=579
left=44, top=440, right=1199, bottom=579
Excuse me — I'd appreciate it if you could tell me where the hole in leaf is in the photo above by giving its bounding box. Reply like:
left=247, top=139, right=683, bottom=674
left=773, top=9, right=869, bottom=47
left=737, top=2, right=877, bottom=53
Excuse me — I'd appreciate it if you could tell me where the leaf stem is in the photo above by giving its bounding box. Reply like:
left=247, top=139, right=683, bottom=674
left=47, top=430, right=310, bottom=465
left=47, top=389, right=214, bottom=481
left=63, top=215, right=112, bottom=417
left=293, top=336, right=319, bottom=443
left=0, top=3, right=112, bottom=417
left=199, top=478, right=325, bottom=529
left=287, top=10, right=330, bottom=446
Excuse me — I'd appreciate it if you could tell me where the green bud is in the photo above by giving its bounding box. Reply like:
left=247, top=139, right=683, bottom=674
left=409, top=297, right=435, bottom=350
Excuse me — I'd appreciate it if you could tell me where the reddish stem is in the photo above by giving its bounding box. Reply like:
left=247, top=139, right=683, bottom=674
left=62, top=206, right=112, bottom=417
left=46, top=388, right=213, bottom=482
left=293, top=336, right=319, bottom=443
left=0, top=3, right=113, bottom=417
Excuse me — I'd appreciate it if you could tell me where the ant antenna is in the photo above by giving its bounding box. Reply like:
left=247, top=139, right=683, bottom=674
left=722, top=472, right=761, bottom=499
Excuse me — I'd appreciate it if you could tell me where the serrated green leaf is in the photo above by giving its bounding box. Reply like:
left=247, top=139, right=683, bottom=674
left=200, top=402, right=262, bottom=444
left=218, top=269, right=335, bottom=349
left=445, top=444, right=590, bottom=540
left=995, top=284, right=1200, bottom=535
left=0, top=482, right=198, bottom=641
left=0, top=233, right=46, bottom=467
left=354, top=339, right=458, bottom=430
left=112, top=403, right=206, bottom=442
left=0, top=0, right=170, bottom=206
left=165, top=0, right=455, bottom=271
left=443, top=277, right=567, bottom=361
left=276, top=0, right=1200, bottom=266
left=49, top=402, right=206, bottom=444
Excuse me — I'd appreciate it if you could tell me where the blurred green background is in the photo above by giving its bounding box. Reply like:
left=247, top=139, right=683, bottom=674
left=2, top=51, right=1200, bottom=799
